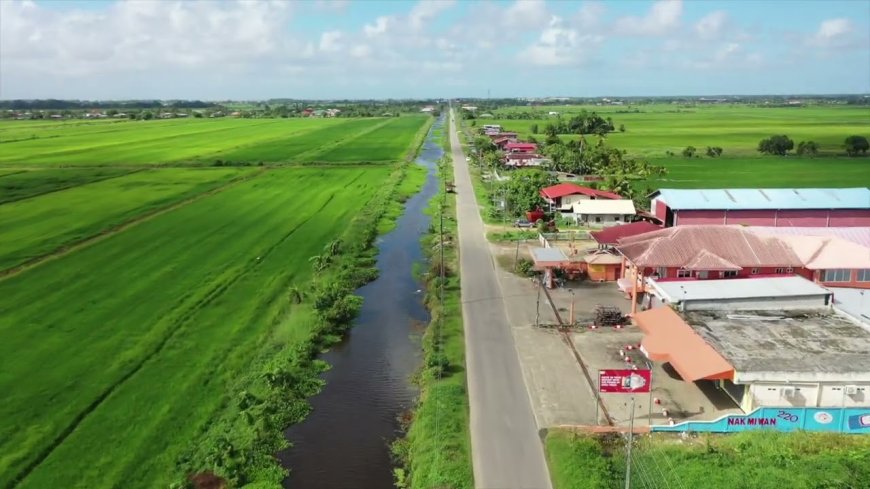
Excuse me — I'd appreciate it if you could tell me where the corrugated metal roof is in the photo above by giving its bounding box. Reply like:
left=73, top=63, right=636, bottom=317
left=530, top=247, right=569, bottom=263
left=775, top=235, right=870, bottom=269
left=683, top=250, right=741, bottom=271
left=655, top=187, right=870, bottom=210
left=750, top=226, right=870, bottom=248
left=650, top=276, right=831, bottom=302
left=616, top=225, right=803, bottom=268
left=540, top=183, right=622, bottom=200
left=573, top=199, right=636, bottom=215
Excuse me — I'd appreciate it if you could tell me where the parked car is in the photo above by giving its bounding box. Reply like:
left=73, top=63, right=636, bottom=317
left=515, top=219, right=534, bottom=228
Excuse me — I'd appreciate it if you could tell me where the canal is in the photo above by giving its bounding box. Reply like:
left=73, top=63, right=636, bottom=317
left=278, top=115, right=444, bottom=488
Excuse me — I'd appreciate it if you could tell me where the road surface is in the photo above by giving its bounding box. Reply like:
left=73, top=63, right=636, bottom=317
left=449, top=109, right=553, bottom=489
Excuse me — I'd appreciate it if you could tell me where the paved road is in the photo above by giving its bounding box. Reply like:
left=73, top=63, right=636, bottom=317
left=449, top=109, right=553, bottom=489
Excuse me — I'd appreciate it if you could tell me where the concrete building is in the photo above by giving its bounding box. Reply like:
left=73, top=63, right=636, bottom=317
left=650, top=188, right=870, bottom=227
left=645, top=276, right=833, bottom=311
left=572, top=199, right=636, bottom=226
left=539, top=183, right=622, bottom=214
left=634, top=307, right=870, bottom=412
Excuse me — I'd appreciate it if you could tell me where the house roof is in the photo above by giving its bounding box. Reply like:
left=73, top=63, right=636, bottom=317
left=683, top=249, right=741, bottom=271
left=775, top=234, right=870, bottom=269
left=749, top=226, right=870, bottom=248
left=616, top=225, right=803, bottom=268
left=652, top=188, right=870, bottom=210
left=573, top=199, right=636, bottom=215
left=505, top=142, right=538, bottom=150
left=634, top=307, right=735, bottom=382
left=540, top=183, right=622, bottom=200
left=583, top=252, right=623, bottom=265
left=648, top=276, right=832, bottom=303
left=505, top=153, right=542, bottom=159
left=590, top=221, right=660, bottom=245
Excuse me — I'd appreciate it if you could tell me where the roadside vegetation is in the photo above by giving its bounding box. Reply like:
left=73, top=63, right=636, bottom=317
left=546, top=429, right=870, bottom=489
left=393, top=121, right=473, bottom=489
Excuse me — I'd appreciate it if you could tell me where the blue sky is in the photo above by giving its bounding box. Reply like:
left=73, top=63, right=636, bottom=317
left=1, top=0, right=868, bottom=100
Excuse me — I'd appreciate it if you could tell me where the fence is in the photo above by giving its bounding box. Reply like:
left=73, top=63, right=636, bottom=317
left=652, top=406, right=870, bottom=434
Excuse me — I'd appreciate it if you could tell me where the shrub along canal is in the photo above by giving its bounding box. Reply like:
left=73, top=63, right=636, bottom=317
left=278, top=116, right=444, bottom=488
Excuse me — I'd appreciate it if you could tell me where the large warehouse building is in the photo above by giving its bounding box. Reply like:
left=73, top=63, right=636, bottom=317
left=650, top=188, right=870, bottom=227
left=634, top=306, right=870, bottom=412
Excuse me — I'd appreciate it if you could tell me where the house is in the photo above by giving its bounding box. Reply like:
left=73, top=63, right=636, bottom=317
left=420, top=106, right=435, bottom=113
left=548, top=111, right=559, bottom=116
left=461, top=105, right=478, bottom=111
left=582, top=250, right=624, bottom=282
left=492, top=136, right=517, bottom=150
left=770, top=234, right=870, bottom=289
left=504, top=142, right=538, bottom=154
left=482, top=124, right=502, bottom=134
left=301, top=108, right=314, bottom=117
left=572, top=199, right=636, bottom=226
left=650, top=188, right=870, bottom=227
left=634, top=306, right=870, bottom=412
left=504, top=153, right=548, bottom=168
left=614, top=226, right=807, bottom=313
left=539, top=183, right=622, bottom=213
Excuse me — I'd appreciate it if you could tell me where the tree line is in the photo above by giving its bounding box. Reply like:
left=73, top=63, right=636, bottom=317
left=757, top=134, right=868, bottom=156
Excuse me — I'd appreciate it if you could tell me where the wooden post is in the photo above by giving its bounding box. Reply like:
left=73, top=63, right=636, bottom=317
left=630, top=266, right=640, bottom=316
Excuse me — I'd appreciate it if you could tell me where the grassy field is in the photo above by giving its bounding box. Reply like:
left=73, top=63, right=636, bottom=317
left=0, top=116, right=429, bottom=166
left=0, top=113, right=436, bottom=487
left=545, top=430, right=870, bottom=489
left=0, top=168, right=250, bottom=270
left=480, top=104, right=870, bottom=188
left=0, top=167, right=133, bottom=204
left=0, top=167, right=392, bottom=488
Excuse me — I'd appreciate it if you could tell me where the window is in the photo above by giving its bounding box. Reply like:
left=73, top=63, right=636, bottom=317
left=655, top=267, right=667, bottom=278
left=696, top=271, right=709, bottom=279
left=786, top=267, right=794, bottom=273
left=774, top=268, right=785, bottom=274
left=595, top=217, right=601, bottom=223
left=677, top=269, right=692, bottom=278
left=751, top=268, right=759, bottom=275
left=822, top=269, right=851, bottom=282
left=720, top=270, right=738, bottom=278
left=858, top=269, right=870, bottom=282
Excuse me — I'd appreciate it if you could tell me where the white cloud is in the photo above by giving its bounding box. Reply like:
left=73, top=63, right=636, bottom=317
left=808, top=18, right=855, bottom=47
left=518, top=15, right=603, bottom=66
left=694, top=11, right=728, bottom=41
left=613, top=0, right=682, bottom=36
left=408, top=0, right=456, bottom=31
left=574, top=1, right=605, bottom=30
left=313, top=0, right=349, bottom=13
left=319, top=30, right=344, bottom=52
left=503, top=0, right=550, bottom=29
left=363, top=16, right=391, bottom=38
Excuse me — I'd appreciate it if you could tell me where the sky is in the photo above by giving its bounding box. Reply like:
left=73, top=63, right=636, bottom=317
left=1, top=0, right=868, bottom=100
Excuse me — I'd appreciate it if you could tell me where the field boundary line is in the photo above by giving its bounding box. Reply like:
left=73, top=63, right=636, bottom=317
left=8, top=185, right=340, bottom=488
left=0, top=168, right=266, bottom=281
left=0, top=168, right=144, bottom=206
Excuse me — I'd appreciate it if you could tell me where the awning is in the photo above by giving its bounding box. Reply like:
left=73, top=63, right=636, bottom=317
left=633, top=307, right=734, bottom=382
left=529, top=247, right=569, bottom=268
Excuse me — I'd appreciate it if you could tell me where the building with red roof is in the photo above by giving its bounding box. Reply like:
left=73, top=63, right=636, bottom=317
left=539, top=183, right=623, bottom=214
left=504, top=142, right=538, bottom=153
left=589, top=221, right=661, bottom=247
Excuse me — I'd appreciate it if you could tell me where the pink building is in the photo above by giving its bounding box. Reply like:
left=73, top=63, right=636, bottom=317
left=650, top=188, right=870, bottom=228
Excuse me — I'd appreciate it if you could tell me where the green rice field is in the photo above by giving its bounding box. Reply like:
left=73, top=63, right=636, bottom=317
left=0, top=116, right=429, bottom=166
left=0, top=114, right=433, bottom=487
left=482, top=104, right=870, bottom=187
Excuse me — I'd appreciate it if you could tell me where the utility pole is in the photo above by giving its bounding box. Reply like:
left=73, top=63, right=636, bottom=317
left=514, top=239, right=522, bottom=271
left=625, top=397, right=636, bottom=489
left=535, top=275, right=542, bottom=327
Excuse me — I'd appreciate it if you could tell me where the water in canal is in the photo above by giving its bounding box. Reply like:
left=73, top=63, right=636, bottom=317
left=278, top=116, right=444, bottom=488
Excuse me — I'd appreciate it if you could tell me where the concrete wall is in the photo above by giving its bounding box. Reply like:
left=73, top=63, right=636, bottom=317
left=829, top=209, right=870, bottom=227
left=747, top=382, right=870, bottom=410
left=681, top=295, right=830, bottom=311
left=575, top=213, right=631, bottom=226
left=777, top=210, right=830, bottom=227
left=560, top=193, right=591, bottom=210
left=674, top=209, right=726, bottom=225
left=813, top=269, right=870, bottom=290
left=646, top=266, right=813, bottom=281
left=724, top=210, right=776, bottom=226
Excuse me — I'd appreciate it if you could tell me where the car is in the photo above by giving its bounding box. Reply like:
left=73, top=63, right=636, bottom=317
left=515, top=219, right=534, bottom=228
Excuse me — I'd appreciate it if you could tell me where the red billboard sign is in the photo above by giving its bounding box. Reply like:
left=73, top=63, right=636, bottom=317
left=598, top=369, right=651, bottom=393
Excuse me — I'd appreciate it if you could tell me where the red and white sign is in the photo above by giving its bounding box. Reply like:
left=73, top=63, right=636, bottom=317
left=598, top=369, right=651, bottom=393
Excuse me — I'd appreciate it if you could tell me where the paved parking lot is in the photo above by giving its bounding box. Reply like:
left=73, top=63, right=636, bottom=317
left=491, top=241, right=742, bottom=429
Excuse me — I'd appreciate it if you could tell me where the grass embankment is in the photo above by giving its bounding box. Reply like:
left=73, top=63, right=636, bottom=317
left=394, top=121, right=473, bottom=489
left=481, top=104, right=870, bottom=188
left=545, top=430, right=870, bottom=489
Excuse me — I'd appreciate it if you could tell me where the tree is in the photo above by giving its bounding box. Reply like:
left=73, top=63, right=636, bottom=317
left=682, top=146, right=696, bottom=158
left=544, top=123, right=559, bottom=138
left=618, top=124, right=625, bottom=133
left=500, top=169, right=558, bottom=215
left=757, top=135, right=794, bottom=156
left=844, top=135, right=869, bottom=156
left=142, top=111, right=154, bottom=120
left=796, top=140, right=819, bottom=156
left=530, top=123, right=539, bottom=135
left=473, top=136, right=495, bottom=155
left=706, top=146, right=723, bottom=157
